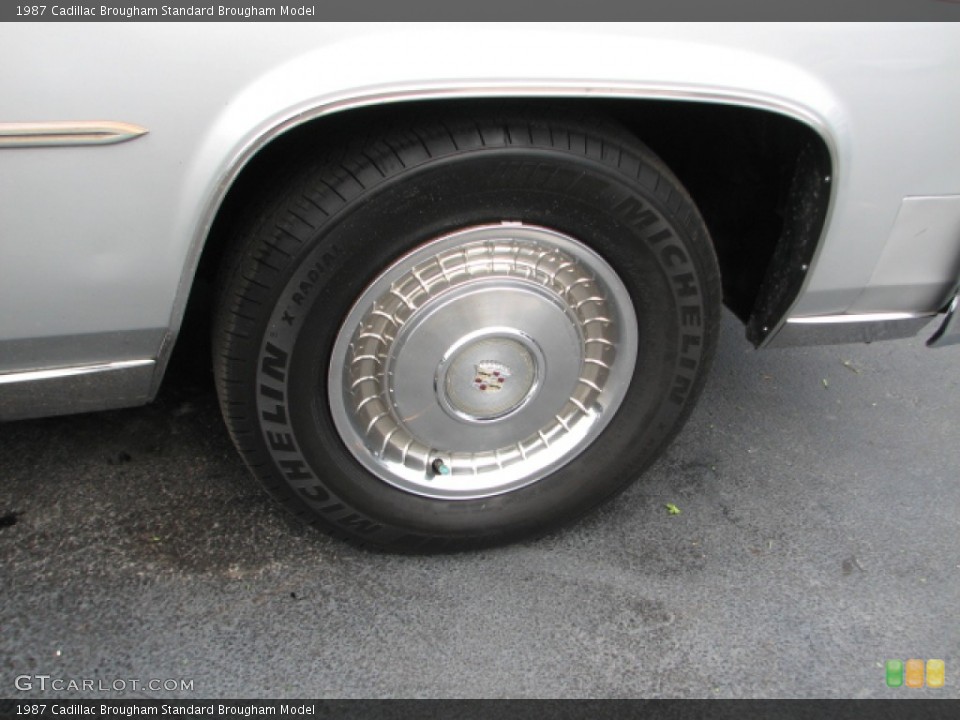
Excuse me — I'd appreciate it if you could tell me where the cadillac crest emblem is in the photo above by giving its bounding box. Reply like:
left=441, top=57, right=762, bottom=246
left=473, top=361, right=511, bottom=392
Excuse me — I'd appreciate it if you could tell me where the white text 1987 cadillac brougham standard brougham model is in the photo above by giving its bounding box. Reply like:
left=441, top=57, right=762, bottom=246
left=1, top=23, right=959, bottom=550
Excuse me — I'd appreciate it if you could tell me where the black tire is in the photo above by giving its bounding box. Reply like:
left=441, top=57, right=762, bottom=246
left=213, top=111, right=720, bottom=552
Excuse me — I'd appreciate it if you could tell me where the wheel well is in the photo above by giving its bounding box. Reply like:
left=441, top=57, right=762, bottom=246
left=182, top=98, right=829, bottom=365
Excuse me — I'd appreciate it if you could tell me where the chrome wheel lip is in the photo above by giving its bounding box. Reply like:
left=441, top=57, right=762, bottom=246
left=328, top=223, right=638, bottom=501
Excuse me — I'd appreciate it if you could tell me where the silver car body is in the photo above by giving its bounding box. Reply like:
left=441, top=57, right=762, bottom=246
left=2, top=22, right=959, bottom=420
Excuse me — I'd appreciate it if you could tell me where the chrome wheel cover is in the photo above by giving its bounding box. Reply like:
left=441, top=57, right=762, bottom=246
left=328, top=224, right=638, bottom=500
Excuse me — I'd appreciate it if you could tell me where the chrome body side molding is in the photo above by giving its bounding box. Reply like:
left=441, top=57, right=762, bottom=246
left=767, top=313, right=936, bottom=348
left=0, top=121, right=148, bottom=148
left=0, top=329, right=166, bottom=375
left=0, top=360, right=155, bottom=421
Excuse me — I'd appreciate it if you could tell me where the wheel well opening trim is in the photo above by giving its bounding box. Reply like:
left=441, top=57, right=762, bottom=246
left=151, top=81, right=839, bottom=396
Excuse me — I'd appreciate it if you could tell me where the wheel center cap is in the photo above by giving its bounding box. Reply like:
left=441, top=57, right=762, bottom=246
left=436, top=330, right=543, bottom=423
left=473, top=360, right=511, bottom=393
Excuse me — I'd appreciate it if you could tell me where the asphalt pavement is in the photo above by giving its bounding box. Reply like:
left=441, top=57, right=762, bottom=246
left=2, top=311, right=958, bottom=699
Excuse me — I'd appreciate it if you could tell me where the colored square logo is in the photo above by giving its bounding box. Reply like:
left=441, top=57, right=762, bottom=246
left=886, top=659, right=904, bottom=687
left=886, top=658, right=945, bottom=688
left=905, top=659, right=925, bottom=688
left=927, top=659, right=945, bottom=689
